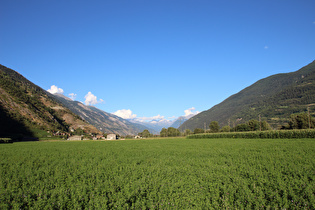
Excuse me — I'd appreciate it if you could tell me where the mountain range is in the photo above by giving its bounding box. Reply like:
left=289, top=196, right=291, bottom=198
left=127, top=113, right=196, bottom=134
left=128, top=119, right=173, bottom=134
left=180, top=60, right=315, bottom=131
left=0, top=64, right=151, bottom=137
left=170, top=114, right=196, bottom=128
left=0, top=64, right=100, bottom=138
left=1, top=60, right=314, bottom=138
left=52, top=93, right=153, bottom=136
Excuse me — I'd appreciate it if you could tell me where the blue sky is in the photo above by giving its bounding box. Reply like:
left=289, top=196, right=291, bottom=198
left=1, top=0, right=315, bottom=123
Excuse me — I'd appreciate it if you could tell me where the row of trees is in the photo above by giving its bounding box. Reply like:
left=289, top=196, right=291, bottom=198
left=192, top=112, right=315, bottom=134
left=137, top=112, right=315, bottom=138
left=137, top=127, right=183, bottom=138
left=137, top=120, right=271, bottom=138
left=193, top=119, right=271, bottom=134
left=138, top=129, right=153, bottom=138
left=160, top=127, right=180, bottom=137
left=284, top=112, right=315, bottom=129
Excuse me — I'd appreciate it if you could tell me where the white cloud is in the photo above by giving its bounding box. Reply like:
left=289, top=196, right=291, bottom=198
left=84, top=92, right=104, bottom=105
left=136, top=114, right=166, bottom=122
left=113, top=108, right=201, bottom=127
left=264, top=46, right=269, bottom=50
left=114, top=110, right=170, bottom=123
left=68, top=93, right=77, bottom=100
left=184, top=107, right=200, bottom=117
left=113, top=109, right=137, bottom=119
left=168, top=116, right=177, bottom=119
left=47, top=85, right=64, bottom=94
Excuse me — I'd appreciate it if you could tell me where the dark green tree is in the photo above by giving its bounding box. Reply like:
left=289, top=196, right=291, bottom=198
left=220, top=125, right=231, bottom=132
left=235, top=124, right=250, bottom=132
left=184, top=129, right=192, bottom=136
left=261, top=121, right=271, bottom=131
left=138, top=129, right=152, bottom=138
left=209, top=121, right=220, bottom=133
left=248, top=119, right=260, bottom=131
left=160, top=128, right=167, bottom=137
left=73, top=128, right=84, bottom=135
left=288, top=113, right=314, bottom=129
left=167, top=127, right=180, bottom=137
left=194, top=128, right=204, bottom=134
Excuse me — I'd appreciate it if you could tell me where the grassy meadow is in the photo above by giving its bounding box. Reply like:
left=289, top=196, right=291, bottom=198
left=0, top=138, right=314, bottom=209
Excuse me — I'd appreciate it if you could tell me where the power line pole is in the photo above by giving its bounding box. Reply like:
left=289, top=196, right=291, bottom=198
left=179, top=117, right=182, bottom=133
left=259, top=114, right=261, bottom=131
left=228, top=119, right=231, bottom=132
left=308, top=106, right=311, bottom=129
left=233, top=121, right=235, bottom=132
left=204, top=122, right=206, bottom=133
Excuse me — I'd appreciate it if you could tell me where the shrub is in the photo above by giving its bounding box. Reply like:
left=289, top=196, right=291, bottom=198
left=187, top=129, right=315, bottom=139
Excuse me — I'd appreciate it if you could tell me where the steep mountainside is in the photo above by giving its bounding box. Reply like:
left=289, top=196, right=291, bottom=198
left=52, top=94, right=151, bottom=136
left=180, top=60, right=315, bottom=130
left=170, top=114, right=196, bottom=128
left=0, top=65, right=101, bottom=137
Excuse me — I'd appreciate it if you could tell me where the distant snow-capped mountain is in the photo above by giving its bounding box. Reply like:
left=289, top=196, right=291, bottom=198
left=128, top=119, right=173, bottom=134
left=52, top=94, right=153, bottom=136
left=170, top=114, right=195, bottom=129
left=128, top=113, right=197, bottom=134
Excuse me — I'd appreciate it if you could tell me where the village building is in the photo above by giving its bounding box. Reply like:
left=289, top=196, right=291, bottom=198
left=107, top=134, right=117, bottom=140
left=67, top=135, right=82, bottom=140
left=96, top=134, right=104, bottom=139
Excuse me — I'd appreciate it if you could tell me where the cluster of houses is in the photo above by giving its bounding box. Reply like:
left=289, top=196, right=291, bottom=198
left=67, top=133, right=118, bottom=141
left=47, top=129, right=146, bottom=141
left=66, top=133, right=145, bottom=141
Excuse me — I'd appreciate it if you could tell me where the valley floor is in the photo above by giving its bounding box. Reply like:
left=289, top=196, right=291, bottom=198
left=0, top=138, right=314, bottom=209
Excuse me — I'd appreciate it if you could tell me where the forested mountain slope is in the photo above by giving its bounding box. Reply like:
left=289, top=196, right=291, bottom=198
left=52, top=94, right=153, bottom=136
left=180, top=60, right=315, bottom=130
left=0, top=65, right=100, bottom=137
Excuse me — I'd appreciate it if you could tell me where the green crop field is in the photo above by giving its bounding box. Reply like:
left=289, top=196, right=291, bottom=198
left=0, top=138, right=314, bottom=209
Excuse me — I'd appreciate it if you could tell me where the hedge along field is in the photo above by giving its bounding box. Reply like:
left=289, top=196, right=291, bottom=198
left=0, top=138, right=314, bottom=209
left=187, top=129, right=315, bottom=139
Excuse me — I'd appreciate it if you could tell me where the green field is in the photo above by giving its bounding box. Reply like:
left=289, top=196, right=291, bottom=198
left=1, top=138, right=314, bottom=209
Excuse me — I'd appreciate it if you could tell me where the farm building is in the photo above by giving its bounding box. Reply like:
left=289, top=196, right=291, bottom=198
left=68, top=135, right=82, bottom=140
left=107, top=134, right=117, bottom=140
left=96, top=134, right=104, bottom=139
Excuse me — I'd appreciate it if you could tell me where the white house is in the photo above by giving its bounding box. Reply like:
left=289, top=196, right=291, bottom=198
left=68, top=135, right=82, bottom=140
left=107, top=134, right=117, bottom=140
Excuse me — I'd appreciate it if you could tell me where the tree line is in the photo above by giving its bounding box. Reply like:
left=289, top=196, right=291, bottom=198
left=137, top=112, right=315, bottom=138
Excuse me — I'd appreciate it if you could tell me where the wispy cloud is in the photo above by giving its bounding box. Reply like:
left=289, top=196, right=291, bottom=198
left=168, top=116, right=177, bottom=119
left=47, top=85, right=64, bottom=94
left=137, top=115, right=166, bottom=122
left=68, top=93, right=77, bottom=100
left=184, top=107, right=200, bottom=117
left=84, top=92, right=104, bottom=105
left=264, top=46, right=269, bottom=50
left=113, top=109, right=170, bottom=123
left=113, top=107, right=201, bottom=124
